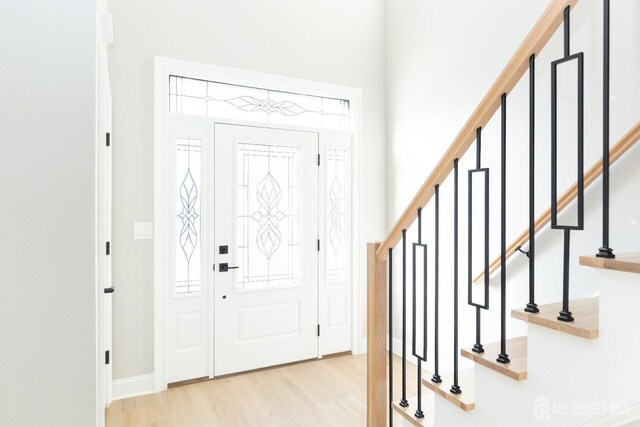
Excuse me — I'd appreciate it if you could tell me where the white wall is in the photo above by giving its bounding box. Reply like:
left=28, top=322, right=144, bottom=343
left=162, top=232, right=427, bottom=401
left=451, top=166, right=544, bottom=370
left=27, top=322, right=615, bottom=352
left=108, top=0, right=387, bottom=379
left=386, top=0, right=640, bottom=376
left=0, top=1, right=98, bottom=426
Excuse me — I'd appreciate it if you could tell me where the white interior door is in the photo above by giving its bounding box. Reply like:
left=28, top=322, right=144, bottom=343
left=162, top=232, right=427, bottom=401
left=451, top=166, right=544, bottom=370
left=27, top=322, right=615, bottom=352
left=100, top=117, right=113, bottom=404
left=214, top=123, right=319, bottom=376
left=166, top=118, right=212, bottom=384
left=97, top=36, right=113, bottom=414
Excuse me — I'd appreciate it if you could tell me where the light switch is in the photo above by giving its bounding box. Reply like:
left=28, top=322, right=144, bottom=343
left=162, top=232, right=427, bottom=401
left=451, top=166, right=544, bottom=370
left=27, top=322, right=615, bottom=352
left=133, top=222, right=153, bottom=240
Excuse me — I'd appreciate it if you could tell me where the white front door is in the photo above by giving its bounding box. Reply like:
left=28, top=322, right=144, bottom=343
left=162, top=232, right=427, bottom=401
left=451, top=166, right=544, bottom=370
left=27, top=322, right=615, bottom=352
left=214, top=123, right=319, bottom=376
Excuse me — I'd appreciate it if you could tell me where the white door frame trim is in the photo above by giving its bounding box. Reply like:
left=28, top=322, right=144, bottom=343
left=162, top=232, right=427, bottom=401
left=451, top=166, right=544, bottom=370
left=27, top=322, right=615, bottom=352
left=153, top=56, right=364, bottom=392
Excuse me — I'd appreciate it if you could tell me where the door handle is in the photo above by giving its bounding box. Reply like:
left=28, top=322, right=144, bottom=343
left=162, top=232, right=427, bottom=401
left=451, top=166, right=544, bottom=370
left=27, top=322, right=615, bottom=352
left=104, top=287, right=115, bottom=294
left=218, top=263, right=239, bottom=272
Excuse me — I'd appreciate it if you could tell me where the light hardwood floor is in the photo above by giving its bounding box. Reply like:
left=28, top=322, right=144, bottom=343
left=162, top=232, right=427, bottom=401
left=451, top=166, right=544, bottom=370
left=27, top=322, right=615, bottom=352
left=107, top=354, right=417, bottom=426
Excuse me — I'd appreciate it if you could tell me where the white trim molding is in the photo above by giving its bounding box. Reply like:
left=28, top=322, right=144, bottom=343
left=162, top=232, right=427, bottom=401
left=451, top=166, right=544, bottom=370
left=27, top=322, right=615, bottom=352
left=112, top=374, right=155, bottom=401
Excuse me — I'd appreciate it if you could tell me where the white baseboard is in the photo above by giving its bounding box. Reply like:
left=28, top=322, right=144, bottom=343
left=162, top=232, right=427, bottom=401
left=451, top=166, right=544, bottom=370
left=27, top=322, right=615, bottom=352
left=112, top=373, right=155, bottom=401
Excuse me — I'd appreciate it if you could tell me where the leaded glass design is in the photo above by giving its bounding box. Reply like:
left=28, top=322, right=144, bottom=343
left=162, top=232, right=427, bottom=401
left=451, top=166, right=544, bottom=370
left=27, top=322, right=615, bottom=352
left=169, top=75, right=350, bottom=130
left=327, top=148, right=347, bottom=282
left=176, top=138, right=202, bottom=294
left=236, top=143, right=300, bottom=290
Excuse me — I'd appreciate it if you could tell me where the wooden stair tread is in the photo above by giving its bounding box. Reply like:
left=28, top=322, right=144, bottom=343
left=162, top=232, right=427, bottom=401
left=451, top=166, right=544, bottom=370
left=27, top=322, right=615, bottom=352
left=580, top=253, right=640, bottom=274
left=511, top=297, right=599, bottom=339
left=392, top=397, right=431, bottom=426
left=421, top=368, right=474, bottom=411
left=461, top=336, right=527, bottom=381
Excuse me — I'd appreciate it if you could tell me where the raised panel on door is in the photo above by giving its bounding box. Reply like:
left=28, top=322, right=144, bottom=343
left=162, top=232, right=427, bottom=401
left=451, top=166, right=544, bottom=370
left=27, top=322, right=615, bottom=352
left=214, top=123, right=319, bottom=376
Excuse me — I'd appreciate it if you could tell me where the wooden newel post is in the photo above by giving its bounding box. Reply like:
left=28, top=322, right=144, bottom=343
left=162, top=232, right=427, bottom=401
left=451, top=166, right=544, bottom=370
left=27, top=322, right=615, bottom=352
left=367, top=242, right=387, bottom=427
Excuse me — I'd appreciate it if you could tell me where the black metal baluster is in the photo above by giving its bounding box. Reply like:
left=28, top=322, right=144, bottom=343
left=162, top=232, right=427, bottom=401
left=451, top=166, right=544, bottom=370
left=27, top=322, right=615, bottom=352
left=551, top=4, right=584, bottom=323
left=451, top=159, right=462, bottom=394
left=525, top=54, right=540, bottom=314
left=400, top=230, right=408, bottom=407
left=497, top=94, right=511, bottom=365
left=388, top=247, right=393, bottom=427
left=431, top=185, right=442, bottom=384
left=559, top=230, right=574, bottom=322
left=412, top=209, right=427, bottom=419
left=597, top=0, right=615, bottom=259
left=468, top=127, right=489, bottom=354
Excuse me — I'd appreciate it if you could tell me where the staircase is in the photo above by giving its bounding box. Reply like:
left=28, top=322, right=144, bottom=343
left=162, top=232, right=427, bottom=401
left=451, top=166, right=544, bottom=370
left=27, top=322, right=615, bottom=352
left=366, top=1, right=640, bottom=426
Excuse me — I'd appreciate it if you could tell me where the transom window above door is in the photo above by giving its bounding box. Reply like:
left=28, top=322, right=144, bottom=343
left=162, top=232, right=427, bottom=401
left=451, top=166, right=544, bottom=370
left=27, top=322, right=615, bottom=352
left=169, top=75, right=350, bottom=130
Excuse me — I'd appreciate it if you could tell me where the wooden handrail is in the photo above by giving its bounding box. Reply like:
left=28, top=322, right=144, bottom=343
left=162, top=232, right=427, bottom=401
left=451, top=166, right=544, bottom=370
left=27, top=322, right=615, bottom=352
left=473, top=121, right=640, bottom=283
left=375, top=0, right=579, bottom=263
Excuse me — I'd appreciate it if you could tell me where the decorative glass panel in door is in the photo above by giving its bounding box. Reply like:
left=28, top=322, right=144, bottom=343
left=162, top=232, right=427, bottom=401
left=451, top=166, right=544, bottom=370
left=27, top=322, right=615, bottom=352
left=326, top=147, right=347, bottom=283
left=176, top=138, right=202, bottom=294
left=169, top=75, right=351, bottom=130
left=236, top=143, right=300, bottom=290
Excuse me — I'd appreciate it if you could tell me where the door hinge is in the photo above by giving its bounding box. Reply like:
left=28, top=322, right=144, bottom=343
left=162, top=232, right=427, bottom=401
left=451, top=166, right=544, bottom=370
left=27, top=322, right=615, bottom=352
left=106, top=241, right=111, bottom=255
left=106, top=132, right=111, bottom=147
left=105, top=350, right=110, bottom=365
left=317, top=324, right=320, bottom=337
left=317, top=154, right=321, bottom=166
left=317, top=239, right=320, bottom=252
